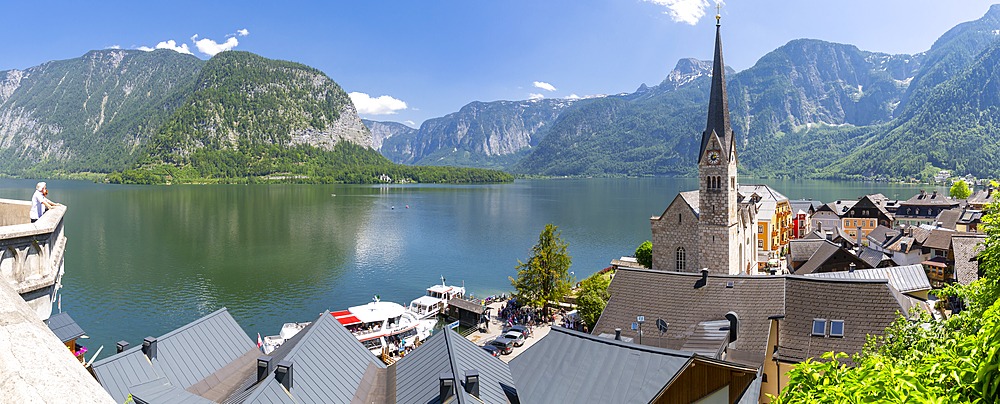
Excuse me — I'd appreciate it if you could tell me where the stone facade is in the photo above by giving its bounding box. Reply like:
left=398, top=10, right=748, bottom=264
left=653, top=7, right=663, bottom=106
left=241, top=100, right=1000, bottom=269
left=651, top=192, right=700, bottom=271
left=0, top=198, right=66, bottom=321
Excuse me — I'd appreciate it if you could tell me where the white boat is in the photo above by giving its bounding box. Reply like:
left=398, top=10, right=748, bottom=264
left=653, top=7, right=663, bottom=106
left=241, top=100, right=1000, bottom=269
left=261, top=300, right=436, bottom=356
left=407, top=279, right=466, bottom=319
left=333, top=300, right=437, bottom=355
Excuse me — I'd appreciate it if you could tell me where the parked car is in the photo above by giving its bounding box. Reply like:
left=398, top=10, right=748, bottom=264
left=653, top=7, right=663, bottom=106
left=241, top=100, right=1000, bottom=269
left=481, top=344, right=500, bottom=357
left=490, top=337, right=515, bottom=355
left=503, top=325, right=530, bottom=336
left=502, top=330, right=526, bottom=347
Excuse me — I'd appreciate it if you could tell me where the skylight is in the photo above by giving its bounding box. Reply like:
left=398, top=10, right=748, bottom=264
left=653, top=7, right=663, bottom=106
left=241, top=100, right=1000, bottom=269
left=812, top=319, right=826, bottom=337
left=830, top=320, right=845, bottom=337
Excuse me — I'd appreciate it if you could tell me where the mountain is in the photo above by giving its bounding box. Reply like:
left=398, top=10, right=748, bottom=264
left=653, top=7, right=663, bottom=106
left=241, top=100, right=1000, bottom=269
left=367, top=98, right=588, bottom=170
left=363, top=119, right=415, bottom=153
left=0, top=49, right=203, bottom=175
left=147, top=51, right=368, bottom=163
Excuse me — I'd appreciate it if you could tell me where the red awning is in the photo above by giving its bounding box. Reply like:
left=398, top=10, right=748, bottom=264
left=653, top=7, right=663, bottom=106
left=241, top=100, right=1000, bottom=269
left=335, top=315, right=361, bottom=326
left=331, top=310, right=352, bottom=317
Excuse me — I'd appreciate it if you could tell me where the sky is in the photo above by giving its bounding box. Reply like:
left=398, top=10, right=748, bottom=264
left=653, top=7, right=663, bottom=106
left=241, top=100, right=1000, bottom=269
left=1, top=0, right=998, bottom=127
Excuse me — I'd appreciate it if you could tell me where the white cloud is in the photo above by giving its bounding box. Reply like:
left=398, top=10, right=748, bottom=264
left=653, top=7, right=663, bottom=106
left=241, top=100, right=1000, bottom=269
left=642, top=0, right=714, bottom=25
left=191, top=34, right=240, bottom=56
left=147, top=40, right=192, bottom=55
left=349, top=92, right=408, bottom=115
left=565, top=94, right=580, bottom=100
left=237, top=29, right=249, bottom=36
left=404, top=120, right=416, bottom=126
left=528, top=93, right=545, bottom=100
left=106, top=45, right=121, bottom=49
left=533, top=81, right=557, bottom=92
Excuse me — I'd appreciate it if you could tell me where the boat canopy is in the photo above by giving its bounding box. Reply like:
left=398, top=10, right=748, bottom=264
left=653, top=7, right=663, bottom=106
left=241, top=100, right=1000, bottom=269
left=411, top=295, right=443, bottom=307
left=348, top=301, right=406, bottom=324
left=331, top=310, right=361, bottom=326
left=427, top=285, right=454, bottom=294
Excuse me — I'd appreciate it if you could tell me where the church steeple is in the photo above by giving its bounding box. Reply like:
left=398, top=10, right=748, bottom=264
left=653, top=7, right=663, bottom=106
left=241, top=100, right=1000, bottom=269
left=698, top=17, right=734, bottom=164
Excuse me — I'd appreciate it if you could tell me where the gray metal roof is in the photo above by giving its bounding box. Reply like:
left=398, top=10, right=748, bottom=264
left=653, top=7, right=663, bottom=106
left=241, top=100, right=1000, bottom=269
left=240, top=310, right=385, bottom=404
left=130, top=378, right=216, bottom=404
left=805, top=265, right=931, bottom=295
left=510, top=327, right=695, bottom=404
left=91, top=308, right=255, bottom=404
left=395, top=328, right=515, bottom=404
left=46, top=311, right=86, bottom=343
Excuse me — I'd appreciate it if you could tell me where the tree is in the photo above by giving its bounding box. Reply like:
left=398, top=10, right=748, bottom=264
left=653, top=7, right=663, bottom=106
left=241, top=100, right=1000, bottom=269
left=635, top=240, right=652, bottom=268
left=577, top=271, right=611, bottom=330
left=951, top=180, right=972, bottom=199
left=511, top=223, right=573, bottom=318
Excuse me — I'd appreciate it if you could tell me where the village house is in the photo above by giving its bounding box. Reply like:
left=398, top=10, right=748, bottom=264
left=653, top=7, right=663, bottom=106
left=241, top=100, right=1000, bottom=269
left=894, top=190, right=963, bottom=227
left=840, top=194, right=894, bottom=245
left=738, top=184, right=792, bottom=269
left=593, top=268, right=908, bottom=403
left=788, top=200, right=821, bottom=239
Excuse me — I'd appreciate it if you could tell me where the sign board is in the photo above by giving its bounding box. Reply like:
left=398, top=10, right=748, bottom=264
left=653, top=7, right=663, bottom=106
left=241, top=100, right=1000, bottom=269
left=448, top=321, right=460, bottom=330
left=631, top=322, right=638, bottom=330
left=656, top=319, right=669, bottom=334
left=637, top=316, right=645, bottom=323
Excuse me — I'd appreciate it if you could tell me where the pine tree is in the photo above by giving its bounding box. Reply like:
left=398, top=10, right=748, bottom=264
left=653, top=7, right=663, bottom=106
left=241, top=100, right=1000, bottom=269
left=511, top=223, right=573, bottom=318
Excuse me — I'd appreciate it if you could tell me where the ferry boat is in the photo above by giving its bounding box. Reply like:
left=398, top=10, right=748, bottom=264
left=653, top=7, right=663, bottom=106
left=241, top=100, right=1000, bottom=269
left=262, top=298, right=436, bottom=356
left=407, top=278, right=466, bottom=319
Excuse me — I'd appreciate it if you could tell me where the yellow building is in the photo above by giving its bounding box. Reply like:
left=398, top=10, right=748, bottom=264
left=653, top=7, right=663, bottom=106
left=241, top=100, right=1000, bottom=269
left=739, top=185, right=791, bottom=269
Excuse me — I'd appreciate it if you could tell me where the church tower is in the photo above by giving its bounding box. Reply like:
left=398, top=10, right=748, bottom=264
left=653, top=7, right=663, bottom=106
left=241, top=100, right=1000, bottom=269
left=698, top=14, right=740, bottom=274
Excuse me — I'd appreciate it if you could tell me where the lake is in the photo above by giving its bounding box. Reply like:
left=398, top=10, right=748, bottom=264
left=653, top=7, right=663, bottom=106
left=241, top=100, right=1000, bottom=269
left=0, top=177, right=947, bottom=361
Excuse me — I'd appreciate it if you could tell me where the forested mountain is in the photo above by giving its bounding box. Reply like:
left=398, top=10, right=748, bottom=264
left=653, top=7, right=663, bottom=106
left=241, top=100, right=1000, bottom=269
left=0, top=49, right=203, bottom=175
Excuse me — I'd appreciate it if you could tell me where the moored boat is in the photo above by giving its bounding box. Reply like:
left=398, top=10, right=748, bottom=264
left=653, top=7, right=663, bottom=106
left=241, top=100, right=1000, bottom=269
left=333, top=300, right=436, bottom=355
left=407, top=278, right=466, bottom=319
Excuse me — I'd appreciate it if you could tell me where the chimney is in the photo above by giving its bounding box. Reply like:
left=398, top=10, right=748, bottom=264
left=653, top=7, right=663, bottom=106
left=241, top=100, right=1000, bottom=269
left=849, top=263, right=856, bottom=273
left=701, top=268, right=709, bottom=283
left=276, top=360, right=293, bottom=390
left=439, top=373, right=455, bottom=401
left=257, top=356, right=272, bottom=382
left=142, top=337, right=157, bottom=360
left=932, top=190, right=938, bottom=198
left=116, top=341, right=129, bottom=353
left=465, top=370, right=480, bottom=397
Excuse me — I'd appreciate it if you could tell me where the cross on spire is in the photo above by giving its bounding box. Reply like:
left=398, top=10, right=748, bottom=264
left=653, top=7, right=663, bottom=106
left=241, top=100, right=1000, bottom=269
left=715, top=2, right=722, bottom=25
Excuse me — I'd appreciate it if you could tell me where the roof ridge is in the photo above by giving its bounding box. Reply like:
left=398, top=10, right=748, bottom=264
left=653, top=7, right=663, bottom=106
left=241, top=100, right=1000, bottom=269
left=282, top=310, right=330, bottom=361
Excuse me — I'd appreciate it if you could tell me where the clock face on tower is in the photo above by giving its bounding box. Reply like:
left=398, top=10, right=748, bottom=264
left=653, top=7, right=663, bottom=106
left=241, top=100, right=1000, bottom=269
left=707, top=150, right=721, bottom=165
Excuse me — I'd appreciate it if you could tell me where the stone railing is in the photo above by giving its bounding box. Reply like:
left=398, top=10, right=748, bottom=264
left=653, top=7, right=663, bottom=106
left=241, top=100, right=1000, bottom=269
left=0, top=198, right=67, bottom=321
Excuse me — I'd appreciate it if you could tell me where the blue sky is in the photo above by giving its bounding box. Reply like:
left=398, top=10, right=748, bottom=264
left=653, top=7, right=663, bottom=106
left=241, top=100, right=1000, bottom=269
left=1, top=1, right=997, bottom=127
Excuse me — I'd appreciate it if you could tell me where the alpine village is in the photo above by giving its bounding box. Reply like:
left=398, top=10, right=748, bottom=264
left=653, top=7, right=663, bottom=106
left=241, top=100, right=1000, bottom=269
left=3, top=3, right=1000, bottom=404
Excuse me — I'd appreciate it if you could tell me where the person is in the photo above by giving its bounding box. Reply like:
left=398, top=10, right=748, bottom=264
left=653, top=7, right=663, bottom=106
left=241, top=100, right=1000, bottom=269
left=30, top=182, right=61, bottom=223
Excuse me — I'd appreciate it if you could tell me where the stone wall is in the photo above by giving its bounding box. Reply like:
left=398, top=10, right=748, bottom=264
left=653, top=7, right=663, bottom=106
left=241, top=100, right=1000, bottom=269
left=651, top=196, right=700, bottom=272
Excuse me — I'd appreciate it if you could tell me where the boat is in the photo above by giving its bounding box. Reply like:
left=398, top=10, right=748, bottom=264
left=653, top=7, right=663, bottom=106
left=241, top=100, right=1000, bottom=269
left=332, top=300, right=436, bottom=355
left=407, top=278, right=466, bottom=319
left=262, top=298, right=436, bottom=356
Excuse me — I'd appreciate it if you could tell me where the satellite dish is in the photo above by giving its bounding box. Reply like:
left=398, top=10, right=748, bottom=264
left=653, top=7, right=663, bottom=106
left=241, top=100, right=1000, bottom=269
left=656, top=319, right=669, bottom=334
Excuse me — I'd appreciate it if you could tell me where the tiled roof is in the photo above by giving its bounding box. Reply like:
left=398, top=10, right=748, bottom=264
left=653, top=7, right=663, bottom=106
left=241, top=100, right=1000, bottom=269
left=593, top=269, right=903, bottom=366
left=953, top=235, right=987, bottom=286
left=46, top=312, right=86, bottom=343
left=396, top=328, right=515, bottom=404
left=92, top=308, right=256, bottom=404
left=680, top=190, right=700, bottom=217
left=935, top=208, right=963, bottom=229
left=448, top=298, right=486, bottom=315
left=510, top=327, right=695, bottom=404
left=866, top=226, right=900, bottom=247
left=923, top=229, right=955, bottom=250
left=806, top=265, right=931, bottom=295
left=788, top=239, right=828, bottom=263
left=856, top=245, right=888, bottom=269
left=900, top=191, right=960, bottom=207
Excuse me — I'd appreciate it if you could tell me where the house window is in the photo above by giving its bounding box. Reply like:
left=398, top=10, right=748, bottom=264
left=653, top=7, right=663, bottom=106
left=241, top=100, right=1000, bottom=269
left=758, top=239, right=763, bottom=248
left=758, top=225, right=763, bottom=234
left=676, top=247, right=686, bottom=271
left=830, top=320, right=844, bottom=337
left=812, top=319, right=827, bottom=337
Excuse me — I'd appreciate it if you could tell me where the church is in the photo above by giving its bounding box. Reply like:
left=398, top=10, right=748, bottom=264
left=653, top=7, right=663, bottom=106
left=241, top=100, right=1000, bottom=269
left=650, top=17, right=759, bottom=275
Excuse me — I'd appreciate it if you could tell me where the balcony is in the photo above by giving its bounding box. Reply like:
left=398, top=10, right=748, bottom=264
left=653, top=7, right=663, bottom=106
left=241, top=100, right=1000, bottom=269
left=0, top=198, right=67, bottom=321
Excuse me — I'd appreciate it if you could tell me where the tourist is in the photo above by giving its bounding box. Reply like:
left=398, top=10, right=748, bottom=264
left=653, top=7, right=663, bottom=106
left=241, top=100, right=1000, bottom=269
left=30, top=182, right=61, bottom=223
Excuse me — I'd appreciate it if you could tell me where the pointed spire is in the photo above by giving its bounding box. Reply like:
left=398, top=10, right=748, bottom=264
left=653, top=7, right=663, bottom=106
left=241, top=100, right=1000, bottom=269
left=699, top=18, right=734, bottom=163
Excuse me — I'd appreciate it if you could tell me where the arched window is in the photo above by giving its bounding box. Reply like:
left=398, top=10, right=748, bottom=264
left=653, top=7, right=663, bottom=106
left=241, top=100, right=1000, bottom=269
left=676, top=247, right=686, bottom=271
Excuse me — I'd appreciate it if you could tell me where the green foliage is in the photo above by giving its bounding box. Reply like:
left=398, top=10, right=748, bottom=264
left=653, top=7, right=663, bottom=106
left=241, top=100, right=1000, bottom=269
left=510, top=223, right=573, bottom=316
left=635, top=241, right=652, bottom=268
left=952, top=180, right=973, bottom=199
left=771, top=198, right=1000, bottom=403
left=577, top=271, right=611, bottom=330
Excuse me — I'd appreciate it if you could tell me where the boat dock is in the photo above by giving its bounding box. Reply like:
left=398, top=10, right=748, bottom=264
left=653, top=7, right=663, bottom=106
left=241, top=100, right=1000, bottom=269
left=464, top=300, right=567, bottom=363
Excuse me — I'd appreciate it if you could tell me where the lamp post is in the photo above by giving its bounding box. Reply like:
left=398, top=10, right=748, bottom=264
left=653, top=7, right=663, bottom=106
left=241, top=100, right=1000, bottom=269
left=637, top=316, right=645, bottom=345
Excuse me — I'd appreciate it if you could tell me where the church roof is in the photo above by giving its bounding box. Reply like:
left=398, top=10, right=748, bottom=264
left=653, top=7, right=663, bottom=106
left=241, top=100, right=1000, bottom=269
left=698, top=23, right=734, bottom=164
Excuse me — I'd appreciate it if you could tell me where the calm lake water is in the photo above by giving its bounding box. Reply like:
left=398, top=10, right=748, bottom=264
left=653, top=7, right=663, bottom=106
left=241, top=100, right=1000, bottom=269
left=0, top=178, right=947, bottom=361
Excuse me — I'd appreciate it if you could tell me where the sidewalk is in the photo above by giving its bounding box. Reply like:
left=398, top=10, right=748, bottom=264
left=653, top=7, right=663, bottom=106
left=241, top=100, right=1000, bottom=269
left=465, top=301, right=564, bottom=363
